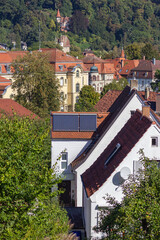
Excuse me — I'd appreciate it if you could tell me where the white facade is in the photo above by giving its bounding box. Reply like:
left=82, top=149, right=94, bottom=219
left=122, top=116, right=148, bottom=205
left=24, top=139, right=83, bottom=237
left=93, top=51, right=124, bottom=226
left=83, top=123, right=160, bottom=239
left=75, top=93, right=144, bottom=207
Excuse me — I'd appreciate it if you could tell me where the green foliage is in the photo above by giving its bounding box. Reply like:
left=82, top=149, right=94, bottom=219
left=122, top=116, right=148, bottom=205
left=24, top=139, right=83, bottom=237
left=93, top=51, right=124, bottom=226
left=0, top=115, right=69, bottom=239
left=151, top=69, right=160, bottom=91
left=125, top=43, right=142, bottom=60
left=101, top=78, right=128, bottom=98
left=1, top=0, right=160, bottom=52
left=97, top=151, right=160, bottom=240
left=12, top=52, right=60, bottom=118
left=70, top=45, right=83, bottom=58
left=75, top=85, right=100, bottom=112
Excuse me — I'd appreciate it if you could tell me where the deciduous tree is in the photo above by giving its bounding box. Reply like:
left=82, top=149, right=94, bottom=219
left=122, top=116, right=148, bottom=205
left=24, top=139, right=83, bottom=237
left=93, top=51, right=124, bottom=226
left=75, top=85, right=99, bottom=112
left=12, top=52, right=60, bottom=118
left=0, top=115, right=70, bottom=239
left=101, top=78, right=128, bottom=98
left=97, top=151, right=160, bottom=239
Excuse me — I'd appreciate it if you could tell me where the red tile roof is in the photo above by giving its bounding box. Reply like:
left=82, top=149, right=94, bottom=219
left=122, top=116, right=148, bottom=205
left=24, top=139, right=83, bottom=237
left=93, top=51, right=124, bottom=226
left=0, top=99, right=39, bottom=118
left=95, top=87, right=157, bottom=112
left=51, top=112, right=109, bottom=139
left=95, top=90, right=122, bottom=112
left=71, top=86, right=136, bottom=169
left=82, top=110, right=152, bottom=197
left=56, top=9, right=61, bottom=18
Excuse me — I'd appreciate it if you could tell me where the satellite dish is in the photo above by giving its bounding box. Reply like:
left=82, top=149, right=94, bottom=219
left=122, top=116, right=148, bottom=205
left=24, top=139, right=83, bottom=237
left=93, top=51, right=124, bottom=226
left=120, top=167, right=131, bottom=180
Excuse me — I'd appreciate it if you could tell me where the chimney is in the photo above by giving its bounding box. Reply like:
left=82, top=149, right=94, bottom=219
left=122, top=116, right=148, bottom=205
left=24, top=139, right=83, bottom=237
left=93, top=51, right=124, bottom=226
left=152, top=58, right=156, bottom=65
left=156, top=93, right=160, bottom=112
left=143, top=56, right=145, bottom=60
left=130, top=79, right=138, bottom=90
left=145, top=87, right=150, bottom=100
left=142, top=105, right=150, bottom=118
left=121, top=59, right=124, bottom=68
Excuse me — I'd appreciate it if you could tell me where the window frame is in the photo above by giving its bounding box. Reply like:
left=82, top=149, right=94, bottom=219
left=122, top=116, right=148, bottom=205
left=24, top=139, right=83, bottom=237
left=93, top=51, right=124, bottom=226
left=151, top=137, right=158, bottom=147
left=76, top=83, right=80, bottom=92
left=61, top=152, right=68, bottom=170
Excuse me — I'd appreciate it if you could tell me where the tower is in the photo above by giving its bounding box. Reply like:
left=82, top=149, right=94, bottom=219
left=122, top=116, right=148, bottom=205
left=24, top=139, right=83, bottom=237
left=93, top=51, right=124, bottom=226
left=56, top=9, right=61, bottom=23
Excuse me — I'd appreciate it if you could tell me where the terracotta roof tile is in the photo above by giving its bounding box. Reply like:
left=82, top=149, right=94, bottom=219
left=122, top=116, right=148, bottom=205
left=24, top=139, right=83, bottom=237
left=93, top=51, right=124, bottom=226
left=0, top=99, right=39, bottom=119
left=95, top=90, right=122, bottom=112
left=71, top=86, right=135, bottom=169
left=82, top=110, right=152, bottom=197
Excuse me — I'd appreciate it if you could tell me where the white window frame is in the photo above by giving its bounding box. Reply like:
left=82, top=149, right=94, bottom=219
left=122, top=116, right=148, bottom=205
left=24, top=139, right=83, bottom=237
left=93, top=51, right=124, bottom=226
left=151, top=137, right=158, bottom=147
left=61, top=152, right=68, bottom=170
left=60, top=77, right=64, bottom=86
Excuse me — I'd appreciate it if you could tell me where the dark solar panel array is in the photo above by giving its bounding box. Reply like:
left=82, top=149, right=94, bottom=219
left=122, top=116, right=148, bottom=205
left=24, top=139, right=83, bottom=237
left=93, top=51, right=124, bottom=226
left=53, top=114, right=97, bottom=131
left=53, top=114, right=79, bottom=131
left=80, top=114, right=97, bottom=131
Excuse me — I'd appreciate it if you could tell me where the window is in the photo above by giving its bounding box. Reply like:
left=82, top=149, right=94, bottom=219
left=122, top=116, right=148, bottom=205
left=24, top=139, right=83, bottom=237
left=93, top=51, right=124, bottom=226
left=142, top=80, right=144, bottom=87
left=76, top=96, right=79, bottom=103
left=145, top=72, right=148, bottom=77
left=151, top=137, right=158, bottom=147
left=76, top=70, right=80, bottom=77
left=65, top=78, right=67, bottom=84
left=0, top=65, right=2, bottom=73
left=59, top=65, right=63, bottom=71
left=60, top=77, right=64, bottom=86
left=60, top=92, right=64, bottom=101
left=93, top=75, right=96, bottom=81
left=82, top=77, right=84, bottom=85
left=76, top=83, right=80, bottom=92
left=130, top=110, right=136, bottom=117
left=61, top=152, right=68, bottom=169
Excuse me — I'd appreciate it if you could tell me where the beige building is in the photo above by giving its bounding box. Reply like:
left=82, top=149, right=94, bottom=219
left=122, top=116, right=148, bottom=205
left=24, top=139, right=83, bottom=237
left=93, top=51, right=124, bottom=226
left=41, top=48, right=89, bottom=111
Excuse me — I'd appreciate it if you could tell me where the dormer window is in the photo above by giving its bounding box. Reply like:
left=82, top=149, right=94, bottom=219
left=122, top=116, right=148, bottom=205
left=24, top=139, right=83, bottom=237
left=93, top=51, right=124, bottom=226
left=76, top=70, right=80, bottom=77
left=145, top=72, right=148, bottom=77
left=59, top=65, right=63, bottom=71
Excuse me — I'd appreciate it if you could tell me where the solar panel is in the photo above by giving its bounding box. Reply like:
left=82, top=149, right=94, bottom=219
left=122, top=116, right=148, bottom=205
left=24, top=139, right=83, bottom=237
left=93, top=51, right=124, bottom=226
left=79, top=114, right=97, bottom=131
left=53, top=114, right=79, bottom=131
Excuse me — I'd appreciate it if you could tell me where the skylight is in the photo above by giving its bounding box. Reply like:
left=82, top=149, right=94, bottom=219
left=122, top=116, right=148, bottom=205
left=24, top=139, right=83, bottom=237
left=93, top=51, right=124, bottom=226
left=104, top=143, right=121, bottom=167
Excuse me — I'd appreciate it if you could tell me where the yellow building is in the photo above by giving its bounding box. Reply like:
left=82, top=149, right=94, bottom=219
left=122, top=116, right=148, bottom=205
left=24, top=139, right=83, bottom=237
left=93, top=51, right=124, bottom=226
left=41, top=48, right=89, bottom=111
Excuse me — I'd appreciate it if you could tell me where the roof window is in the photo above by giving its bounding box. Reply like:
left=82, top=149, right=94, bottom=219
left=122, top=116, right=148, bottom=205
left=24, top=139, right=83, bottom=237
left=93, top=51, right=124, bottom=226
left=104, top=143, right=121, bottom=167
left=59, top=65, right=63, bottom=71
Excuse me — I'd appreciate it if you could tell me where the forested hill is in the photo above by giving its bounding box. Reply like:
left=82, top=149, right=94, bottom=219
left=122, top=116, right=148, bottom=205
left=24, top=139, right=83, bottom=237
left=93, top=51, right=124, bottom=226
left=1, top=0, right=160, bottom=52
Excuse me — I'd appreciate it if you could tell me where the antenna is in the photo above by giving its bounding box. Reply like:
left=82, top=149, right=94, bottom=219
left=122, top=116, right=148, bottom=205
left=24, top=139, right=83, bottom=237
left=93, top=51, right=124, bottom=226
left=39, top=21, right=41, bottom=51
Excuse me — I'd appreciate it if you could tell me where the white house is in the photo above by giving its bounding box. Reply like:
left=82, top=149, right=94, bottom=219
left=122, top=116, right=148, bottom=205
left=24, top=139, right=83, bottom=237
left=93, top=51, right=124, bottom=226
left=81, top=109, right=160, bottom=239
left=51, top=83, right=160, bottom=239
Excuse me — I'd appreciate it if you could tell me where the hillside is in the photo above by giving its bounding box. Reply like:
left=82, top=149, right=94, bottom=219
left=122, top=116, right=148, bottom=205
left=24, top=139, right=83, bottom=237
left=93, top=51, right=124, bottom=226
left=0, top=0, right=160, bottom=52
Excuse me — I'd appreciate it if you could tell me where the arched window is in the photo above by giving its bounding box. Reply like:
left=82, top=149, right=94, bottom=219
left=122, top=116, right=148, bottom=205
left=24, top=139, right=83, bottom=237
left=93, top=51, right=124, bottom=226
left=76, top=70, right=80, bottom=77
left=93, top=75, right=96, bottom=81
left=93, top=84, right=96, bottom=90
left=76, top=83, right=80, bottom=92
left=60, top=77, right=64, bottom=86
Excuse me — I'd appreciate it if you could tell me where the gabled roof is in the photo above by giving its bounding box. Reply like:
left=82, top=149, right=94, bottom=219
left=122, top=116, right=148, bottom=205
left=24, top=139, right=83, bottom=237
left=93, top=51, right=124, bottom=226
left=95, top=90, right=122, bottom=112
left=0, top=99, right=39, bottom=118
left=71, top=86, right=136, bottom=169
left=81, top=110, right=152, bottom=197
left=95, top=87, right=157, bottom=112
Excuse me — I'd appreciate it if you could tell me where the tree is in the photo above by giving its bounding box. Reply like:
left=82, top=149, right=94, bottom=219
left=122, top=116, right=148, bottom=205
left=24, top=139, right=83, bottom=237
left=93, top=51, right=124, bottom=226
left=75, top=85, right=100, bottom=112
left=101, top=78, right=128, bottom=98
left=12, top=52, right=60, bottom=118
left=97, top=151, right=160, bottom=239
left=70, top=10, right=89, bottom=36
left=125, top=43, right=142, bottom=60
left=151, top=69, right=160, bottom=92
left=0, top=114, right=70, bottom=239
left=141, top=43, right=159, bottom=60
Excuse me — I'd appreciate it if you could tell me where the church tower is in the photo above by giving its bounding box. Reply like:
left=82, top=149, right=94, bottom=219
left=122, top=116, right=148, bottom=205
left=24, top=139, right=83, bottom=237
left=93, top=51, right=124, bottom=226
left=56, top=9, right=61, bottom=23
